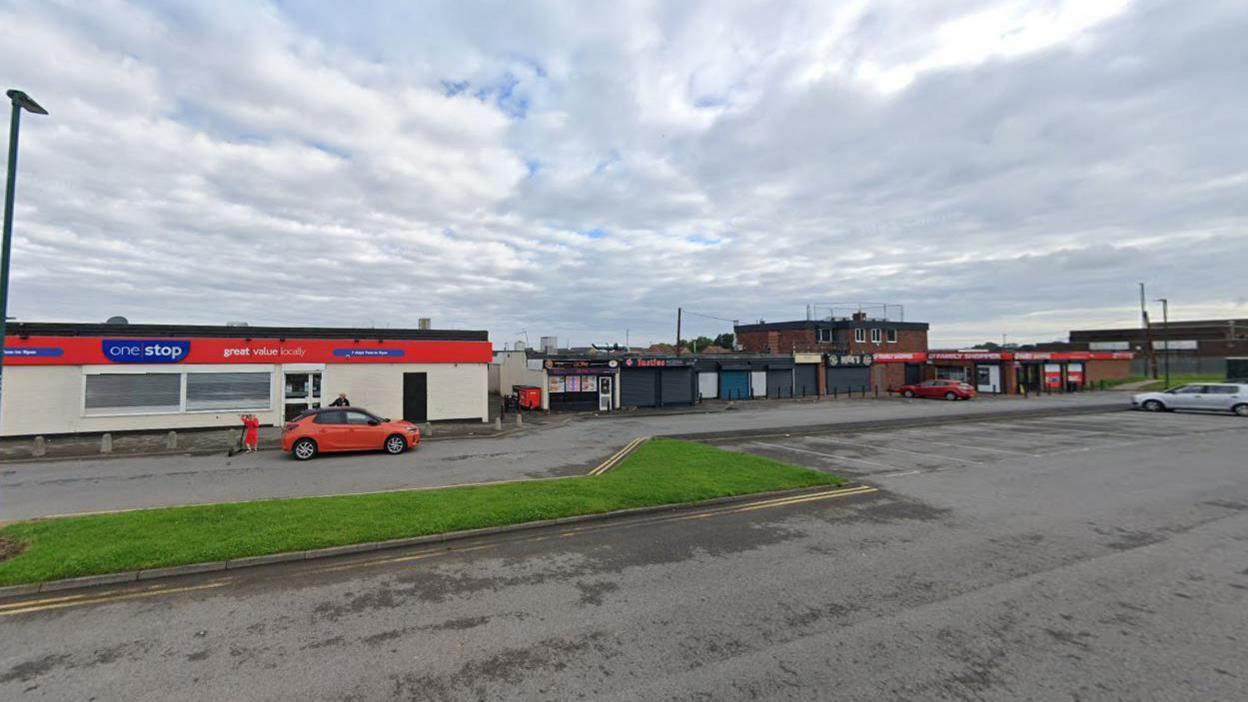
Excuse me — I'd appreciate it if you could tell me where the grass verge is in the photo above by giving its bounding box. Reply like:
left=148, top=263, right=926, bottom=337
left=0, top=438, right=843, bottom=586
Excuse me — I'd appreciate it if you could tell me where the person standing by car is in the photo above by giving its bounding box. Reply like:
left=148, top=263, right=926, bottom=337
left=329, top=392, right=351, bottom=407
left=241, top=414, right=261, bottom=453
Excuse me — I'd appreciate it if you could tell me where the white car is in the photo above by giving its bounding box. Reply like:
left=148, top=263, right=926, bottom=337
left=1132, top=382, right=1248, bottom=416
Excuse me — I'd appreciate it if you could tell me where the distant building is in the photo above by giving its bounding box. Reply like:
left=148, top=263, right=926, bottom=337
left=735, top=312, right=929, bottom=390
left=1069, top=318, right=1248, bottom=357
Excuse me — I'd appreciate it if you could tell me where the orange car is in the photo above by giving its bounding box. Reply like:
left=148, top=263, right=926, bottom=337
left=282, top=407, right=421, bottom=460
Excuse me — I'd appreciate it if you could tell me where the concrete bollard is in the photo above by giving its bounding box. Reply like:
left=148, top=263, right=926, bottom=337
left=165, top=431, right=178, bottom=449
left=515, top=412, right=523, bottom=426
left=423, top=422, right=432, bottom=437
left=493, top=417, right=502, bottom=431
left=32, top=435, right=47, bottom=457
left=100, top=433, right=113, bottom=454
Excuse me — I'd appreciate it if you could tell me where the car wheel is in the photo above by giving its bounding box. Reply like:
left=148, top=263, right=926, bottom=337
left=1233, top=403, right=1248, bottom=417
left=1142, top=399, right=1165, bottom=412
left=292, top=438, right=318, bottom=461
left=944, top=392, right=957, bottom=401
left=384, top=434, right=407, bottom=455
left=903, top=389, right=915, bottom=398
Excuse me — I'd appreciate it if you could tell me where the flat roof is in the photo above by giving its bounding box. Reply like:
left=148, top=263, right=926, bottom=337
left=734, top=319, right=929, bottom=333
left=8, top=322, right=488, bottom=342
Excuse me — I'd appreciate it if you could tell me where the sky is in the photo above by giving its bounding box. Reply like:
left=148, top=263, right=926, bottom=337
left=2, top=0, right=1245, bottom=349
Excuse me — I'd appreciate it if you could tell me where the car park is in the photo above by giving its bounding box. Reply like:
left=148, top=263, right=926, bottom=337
left=281, top=407, right=422, bottom=460
left=1132, top=383, right=1248, bottom=416
left=897, top=379, right=977, bottom=400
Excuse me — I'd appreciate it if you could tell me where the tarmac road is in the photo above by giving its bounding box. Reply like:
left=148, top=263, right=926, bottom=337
left=1, top=393, right=1116, bottom=519
left=2, top=409, right=1245, bottom=700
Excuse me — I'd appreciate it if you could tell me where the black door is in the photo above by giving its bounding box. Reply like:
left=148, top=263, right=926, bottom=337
left=905, top=363, right=923, bottom=385
left=402, top=372, right=428, bottom=422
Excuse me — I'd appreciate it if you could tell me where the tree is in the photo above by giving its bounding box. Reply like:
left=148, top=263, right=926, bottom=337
left=713, top=333, right=735, bottom=349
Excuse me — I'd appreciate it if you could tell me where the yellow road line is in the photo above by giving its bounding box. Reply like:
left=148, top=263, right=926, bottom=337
left=0, top=581, right=231, bottom=618
left=589, top=436, right=647, bottom=476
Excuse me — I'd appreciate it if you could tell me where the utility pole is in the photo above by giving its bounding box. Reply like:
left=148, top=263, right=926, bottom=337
left=675, top=307, right=682, bottom=355
left=1, top=90, right=48, bottom=434
left=1155, top=297, right=1170, bottom=388
left=1140, top=283, right=1158, bottom=379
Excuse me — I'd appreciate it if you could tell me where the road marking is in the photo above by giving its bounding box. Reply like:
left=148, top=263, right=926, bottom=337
left=805, top=436, right=983, bottom=465
left=589, top=436, right=649, bottom=476
left=0, top=580, right=231, bottom=618
left=751, top=442, right=894, bottom=469
left=876, top=470, right=923, bottom=478
left=883, top=435, right=1027, bottom=456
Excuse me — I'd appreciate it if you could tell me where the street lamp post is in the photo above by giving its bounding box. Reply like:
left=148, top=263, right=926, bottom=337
left=1155, top=298, right=1170, bottom=389
left=1, top=89, right=49, bottom=432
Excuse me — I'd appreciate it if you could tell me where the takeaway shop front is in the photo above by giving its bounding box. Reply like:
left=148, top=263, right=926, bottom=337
left=1, top=322, right=492, bottom=437
left=544, top=358, right=620, bottom=412
left=619, top=356, right=697, bottom=408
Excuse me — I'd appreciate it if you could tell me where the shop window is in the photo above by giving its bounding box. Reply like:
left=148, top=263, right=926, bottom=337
left=886, top=329, right=898, bottom=343
left=934, top=366, right=968, bottom=381
left=817, top=328, right=832, bottom=343
left=870, top=328, right=882, bottom=344
left=85, top=373, right=181, bottom=415
left=854, top=328, right=865, bottom=343
left=186, top=372, right=271, bottom=411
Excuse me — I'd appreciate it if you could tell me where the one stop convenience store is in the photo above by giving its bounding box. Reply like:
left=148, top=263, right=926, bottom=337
left=1, top=322, right=492, bottom=437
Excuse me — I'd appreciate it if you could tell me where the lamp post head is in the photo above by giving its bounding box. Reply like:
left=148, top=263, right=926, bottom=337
left=6, top=90, right=48, bottom=115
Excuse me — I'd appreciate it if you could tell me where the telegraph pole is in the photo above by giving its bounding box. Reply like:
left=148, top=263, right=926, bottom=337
left=675, top=307, right=682, bottom=355
left=1155, top=298, right=1170, bottom=388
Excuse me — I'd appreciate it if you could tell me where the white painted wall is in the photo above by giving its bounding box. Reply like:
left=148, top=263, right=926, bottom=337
left=698, top=372, right=718, bottom=399
left=751, top=370, right=767, bottom=398
left=322, top=363, right=487, bottom=423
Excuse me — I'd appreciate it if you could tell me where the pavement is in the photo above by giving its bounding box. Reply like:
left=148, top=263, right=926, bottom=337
left=1, top=409, right=1245, bottom=699
left=1, top=393, right=1120, bottom=520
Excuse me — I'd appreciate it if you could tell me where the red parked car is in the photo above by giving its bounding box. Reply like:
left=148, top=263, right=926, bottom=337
left=282, top=407, right=421, bottom=460
left=898, top=379, right=977, bottom=400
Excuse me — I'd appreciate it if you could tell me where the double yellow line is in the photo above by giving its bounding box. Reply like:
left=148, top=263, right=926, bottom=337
left=0, top=579, right=233, bottom=618
left=589, top=436, right=649, bottom=476
left=0, top=484, right=878, bottom=617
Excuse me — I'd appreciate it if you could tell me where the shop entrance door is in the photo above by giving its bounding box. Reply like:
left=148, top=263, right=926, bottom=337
left=403, top=373, right=428, bottom=423
left=976, top=365, right=1001, bottom=393
left=283, top=370, right=323, bottom=421
left=598, top=376, right=613, bottom=412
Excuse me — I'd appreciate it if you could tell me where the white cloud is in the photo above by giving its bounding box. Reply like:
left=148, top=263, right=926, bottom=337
left=0, top=0, right=1244, bottom=347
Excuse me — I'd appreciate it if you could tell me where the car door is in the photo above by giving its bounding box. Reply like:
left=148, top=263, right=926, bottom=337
left=343, top=410, right=385, bottom=449
left=1167, top=385, right=1207, bottom=410
left=311, top=410, right=348, bottom=450
left=1203, top=385, right=1238, bottom=411
left=918, top=380, right=943, bottom=398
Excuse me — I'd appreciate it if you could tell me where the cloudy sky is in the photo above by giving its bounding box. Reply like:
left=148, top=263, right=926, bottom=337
left=2, top=0, right=1244, bottom=348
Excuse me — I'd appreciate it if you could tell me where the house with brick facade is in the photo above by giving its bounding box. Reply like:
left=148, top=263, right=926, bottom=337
left=735, top=312, right=930, bottom=392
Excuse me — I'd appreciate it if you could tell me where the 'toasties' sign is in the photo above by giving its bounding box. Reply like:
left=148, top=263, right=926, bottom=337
left=102, top=339, right=191, bottom=363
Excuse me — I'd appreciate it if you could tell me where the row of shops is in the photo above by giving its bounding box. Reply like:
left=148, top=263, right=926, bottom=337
left=495, top=349, right=1135, bottom=412
left=877, top=350, right=1136, bottom=394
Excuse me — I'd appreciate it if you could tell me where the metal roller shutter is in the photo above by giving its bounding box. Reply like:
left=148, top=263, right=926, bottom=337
left=794, top=365, right=819, bottom=397
left=719, top=370, right=750, bottom=401
left=826, top=367, right=870, bottom=394
left=766, top=369, right=793, bottom=398
left=660, top=368, right=695, bottom=405
left=620, top=369, right=658, bottom=407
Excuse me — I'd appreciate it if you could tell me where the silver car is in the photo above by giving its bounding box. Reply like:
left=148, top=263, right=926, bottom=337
left=1132, top=382, right=1248, bottom=416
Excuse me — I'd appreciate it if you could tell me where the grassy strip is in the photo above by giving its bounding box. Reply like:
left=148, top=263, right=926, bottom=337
left=0, top=439, right=842, bottom=586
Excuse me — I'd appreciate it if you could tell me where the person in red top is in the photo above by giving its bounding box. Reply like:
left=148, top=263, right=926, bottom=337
left=241, top=414, right=261, bottom=453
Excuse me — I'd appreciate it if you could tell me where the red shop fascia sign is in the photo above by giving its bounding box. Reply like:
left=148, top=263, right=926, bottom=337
left=2, top=336, right=493, bottom=365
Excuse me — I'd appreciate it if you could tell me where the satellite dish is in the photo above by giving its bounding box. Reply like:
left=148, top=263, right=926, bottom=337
left=105, top=316, right=129, bottom=325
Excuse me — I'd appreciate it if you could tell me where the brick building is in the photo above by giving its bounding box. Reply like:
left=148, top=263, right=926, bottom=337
left=735, top=313, right=929, bottom=391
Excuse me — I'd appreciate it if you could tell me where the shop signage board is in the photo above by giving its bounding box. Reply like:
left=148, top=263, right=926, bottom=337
left=872, top=352, right=927, bottom=363
left=545, top=358, right=619, bottom=375
left=2, top=336, right=493, bottom=365
left=928, top=351, right=1006, bottom=362
left=621, top=357, right=695, bottom=368
left=827, top=353, right=873, bottom=367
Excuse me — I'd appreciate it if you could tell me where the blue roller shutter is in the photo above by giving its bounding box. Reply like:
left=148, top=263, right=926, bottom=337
left=719, top=370, right=750, bottom=401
